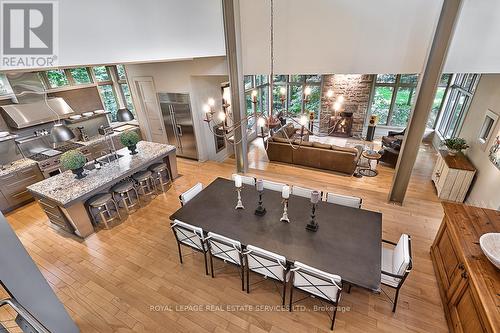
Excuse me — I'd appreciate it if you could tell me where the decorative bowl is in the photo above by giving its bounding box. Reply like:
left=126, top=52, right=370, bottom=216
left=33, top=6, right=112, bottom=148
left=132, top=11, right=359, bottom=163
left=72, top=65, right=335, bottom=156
left=69, top=115, right=82, bottom=120
left=82, top=112, right=94, bottom=117
left=479, top=233, right=500, bottom=269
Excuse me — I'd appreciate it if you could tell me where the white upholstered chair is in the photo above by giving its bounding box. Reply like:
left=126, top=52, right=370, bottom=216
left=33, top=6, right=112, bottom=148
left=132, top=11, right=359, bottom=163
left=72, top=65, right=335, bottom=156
left=289, top=261, right=343, bottom=330
left=206, top=232, right=245, bottom=290
left=381, top=234, right=412, bottom=312
left=170, top=219, right=209, bottom=275
left=325, top=192, right=362, bottom=209
left=291, top=185, right=320, bottom=199
left=179, top=183, right=203, bottom=206
left=231, top=174, right=256, bottom=187
left=244, top=245, right=289, bottom=305
left=262, top=180, right=286, bottom=192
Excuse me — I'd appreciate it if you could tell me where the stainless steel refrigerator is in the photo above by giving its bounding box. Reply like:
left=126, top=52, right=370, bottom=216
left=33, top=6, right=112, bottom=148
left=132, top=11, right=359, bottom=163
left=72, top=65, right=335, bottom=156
left=158, top=92, right=198, bottom=159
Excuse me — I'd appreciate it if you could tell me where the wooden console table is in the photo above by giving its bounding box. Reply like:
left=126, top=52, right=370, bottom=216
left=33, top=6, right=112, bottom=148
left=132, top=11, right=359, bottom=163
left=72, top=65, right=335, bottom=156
left=431, top=202, right=500, bottom=333
left=431, top=150, right=476, bottom=202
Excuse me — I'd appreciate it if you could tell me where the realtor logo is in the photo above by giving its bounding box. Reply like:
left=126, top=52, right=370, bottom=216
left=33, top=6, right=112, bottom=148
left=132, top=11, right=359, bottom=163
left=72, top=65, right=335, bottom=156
left=1, top=1, right=58, bottom=68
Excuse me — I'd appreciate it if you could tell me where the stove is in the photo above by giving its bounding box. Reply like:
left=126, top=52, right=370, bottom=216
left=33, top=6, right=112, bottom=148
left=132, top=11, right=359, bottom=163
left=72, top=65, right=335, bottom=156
left=28, top=142, right=87, bottom=177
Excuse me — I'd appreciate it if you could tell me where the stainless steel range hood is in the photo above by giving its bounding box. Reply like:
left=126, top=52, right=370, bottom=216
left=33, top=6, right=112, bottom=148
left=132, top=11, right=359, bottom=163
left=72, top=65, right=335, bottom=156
left=0, top=98, right=75, bottom=129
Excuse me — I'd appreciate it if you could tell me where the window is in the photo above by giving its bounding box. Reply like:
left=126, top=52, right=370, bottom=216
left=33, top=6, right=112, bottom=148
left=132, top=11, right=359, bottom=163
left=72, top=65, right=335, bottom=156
left=120, top=83, right=134, bottom=112
left=370, top=74, right=418, bottom=126
left=97, top=85, right=118, bottom=120
left=437, top=74, right=479, bottom=139
left=46, top=69, right=69, bottom=88
left=116, top=65, right=127, bottom=81
left=68, top=67, right=92, bottom=85
left=92, top=66, right=111, bottom=82
left=427, top=74, right=452, bottom=128
left=478, top=110, right=498, bottom=144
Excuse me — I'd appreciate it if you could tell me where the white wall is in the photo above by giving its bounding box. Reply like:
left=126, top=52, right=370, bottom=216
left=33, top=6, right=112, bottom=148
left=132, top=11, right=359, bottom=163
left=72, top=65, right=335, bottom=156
left=1, top=0, right=226, bottom=70
left=458, top=74, right=500, bottom=210
left=125, top=57, right=230, bottom=162
left=239, top=0, right=500, bottom=75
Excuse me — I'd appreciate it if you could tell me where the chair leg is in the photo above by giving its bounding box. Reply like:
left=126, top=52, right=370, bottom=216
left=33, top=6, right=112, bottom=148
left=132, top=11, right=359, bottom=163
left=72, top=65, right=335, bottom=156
left=331, top=303, right=338, bottom=330
left=177, top=241, right=183, bottom=264
left=203, top=250, right=209, bottom=276
left=246, top=262, right=250, bottom=294
left=347, top=284, right=352, bottom=294
left=239, top=254, right=245, bottom=291
left=392, top=288, right=400, bottom=312
left=282, top=277, right=287, bottom=306
left=208, top=249, right=215, bottom=278
left=289, top=285, right=294, bottom=312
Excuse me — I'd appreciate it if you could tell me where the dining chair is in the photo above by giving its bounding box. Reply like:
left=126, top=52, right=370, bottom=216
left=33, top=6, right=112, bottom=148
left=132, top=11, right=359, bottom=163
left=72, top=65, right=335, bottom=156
left=244, top=245, right=289, bottom=305
left=381, top=233, right=412, bottom=312
left=206, top=232, right=245, bottom=291
left=170, top=219, right=209, bottom=275
left=262, top=180, right=286, bottom=192
left=231, top=174, right=256, bottom=187
left=289, top=261, right=342, bottom=330
left=291, top=185, right=321, bottom=199
left=179, top=183, right=203, bottom=206
left=325, top=192, right=362, bottom=209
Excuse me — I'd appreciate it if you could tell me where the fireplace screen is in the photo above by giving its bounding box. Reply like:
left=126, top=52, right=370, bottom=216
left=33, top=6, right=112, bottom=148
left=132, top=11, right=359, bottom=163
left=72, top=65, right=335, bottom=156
left=328, top=112, right=353, bottom=137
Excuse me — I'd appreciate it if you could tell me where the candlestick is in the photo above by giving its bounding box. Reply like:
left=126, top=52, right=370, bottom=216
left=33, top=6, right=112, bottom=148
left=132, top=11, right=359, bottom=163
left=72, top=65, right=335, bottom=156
left=306, top=190, right=320, bottom=231
left=280, top=198, right=290, bottom=223
left=235, top=186, right=244, bottom=209
left=282, top=185, right=290, bottom=199
left=254, top=180, right=266, bottom=216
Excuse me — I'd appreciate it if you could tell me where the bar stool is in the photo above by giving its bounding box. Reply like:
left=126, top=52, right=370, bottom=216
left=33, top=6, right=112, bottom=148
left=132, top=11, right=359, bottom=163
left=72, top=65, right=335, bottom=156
left=88, top=193, right=121, bottom=229
left=111, top=180, right=140, bottom=213
left=148, top=162, right=172, bottom=193
left=132, top=170, right=156, bottom=200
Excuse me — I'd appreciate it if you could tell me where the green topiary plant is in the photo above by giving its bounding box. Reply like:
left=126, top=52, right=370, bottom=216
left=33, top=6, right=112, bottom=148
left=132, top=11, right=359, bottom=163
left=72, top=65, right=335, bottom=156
left=443, top=137, right=469, bottom=155
left=120, top=131, right=140, bottom=155
left=60, top=150, right=87, bottom=179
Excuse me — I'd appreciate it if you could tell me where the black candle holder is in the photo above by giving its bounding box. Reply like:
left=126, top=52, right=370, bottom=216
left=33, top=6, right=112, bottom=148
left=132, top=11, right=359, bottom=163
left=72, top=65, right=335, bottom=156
left=305, top=202, right=319, bottom=231
left=254, top=190, right=266, bottom=216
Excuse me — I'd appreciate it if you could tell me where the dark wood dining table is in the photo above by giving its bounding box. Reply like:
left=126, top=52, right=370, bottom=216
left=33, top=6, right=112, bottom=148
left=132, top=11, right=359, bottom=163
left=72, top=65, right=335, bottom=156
left=170, top=177, right=382, bottom=292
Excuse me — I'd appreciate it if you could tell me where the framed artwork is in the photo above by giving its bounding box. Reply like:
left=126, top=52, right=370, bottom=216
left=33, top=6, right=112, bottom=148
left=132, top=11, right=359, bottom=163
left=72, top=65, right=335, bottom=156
left=489, top=134, right=500, bottom=170
left=478, top=109, right=499, bottom=151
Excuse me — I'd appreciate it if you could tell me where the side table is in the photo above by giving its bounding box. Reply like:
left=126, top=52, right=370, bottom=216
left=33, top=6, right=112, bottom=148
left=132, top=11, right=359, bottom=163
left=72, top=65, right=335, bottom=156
left=359, top=150, right=382, bottom=177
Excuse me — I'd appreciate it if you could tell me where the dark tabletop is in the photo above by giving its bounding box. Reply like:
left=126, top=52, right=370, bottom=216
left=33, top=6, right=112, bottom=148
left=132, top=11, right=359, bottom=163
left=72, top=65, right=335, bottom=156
left=170, top=177, right=382, bottom=291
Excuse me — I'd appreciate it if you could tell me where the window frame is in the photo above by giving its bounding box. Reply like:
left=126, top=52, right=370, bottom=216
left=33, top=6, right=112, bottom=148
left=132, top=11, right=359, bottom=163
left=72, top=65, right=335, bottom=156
left=436, top=73, right=480, bottom=139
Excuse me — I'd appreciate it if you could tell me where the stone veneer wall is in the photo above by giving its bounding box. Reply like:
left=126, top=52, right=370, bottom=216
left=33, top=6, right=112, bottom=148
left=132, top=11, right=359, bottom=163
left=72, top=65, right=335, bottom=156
left=320, top=74, right=374, bottom=137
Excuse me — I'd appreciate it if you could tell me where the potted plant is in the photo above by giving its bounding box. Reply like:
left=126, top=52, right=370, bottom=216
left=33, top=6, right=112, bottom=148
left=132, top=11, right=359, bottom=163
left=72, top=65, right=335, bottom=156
left=60, top=150, right=87, bottom=179
left=120, top=131, right=140, bottom=155
left=443, top=137, right=469, bottom=156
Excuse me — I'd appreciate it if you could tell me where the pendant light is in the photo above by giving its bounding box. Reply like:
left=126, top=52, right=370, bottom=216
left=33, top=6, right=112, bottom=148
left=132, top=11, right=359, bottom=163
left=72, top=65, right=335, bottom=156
left=117, top=108, right=134, bottom=122
left=50, top=123, right=75, bottom=142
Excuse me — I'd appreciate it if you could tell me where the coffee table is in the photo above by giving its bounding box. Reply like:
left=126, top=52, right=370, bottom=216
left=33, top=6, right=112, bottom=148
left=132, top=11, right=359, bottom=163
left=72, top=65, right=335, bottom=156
left=359, top=150, right=382, bottom=177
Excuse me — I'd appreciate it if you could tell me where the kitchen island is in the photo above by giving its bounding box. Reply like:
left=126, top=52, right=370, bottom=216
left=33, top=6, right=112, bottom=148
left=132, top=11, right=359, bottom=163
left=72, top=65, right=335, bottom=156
left=27, top=141, right=177, bottom=238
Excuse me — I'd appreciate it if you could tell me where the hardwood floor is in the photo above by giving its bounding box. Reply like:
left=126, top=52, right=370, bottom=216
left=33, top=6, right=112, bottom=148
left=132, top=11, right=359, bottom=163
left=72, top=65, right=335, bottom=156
left=3, top=141, right=449, bottom=333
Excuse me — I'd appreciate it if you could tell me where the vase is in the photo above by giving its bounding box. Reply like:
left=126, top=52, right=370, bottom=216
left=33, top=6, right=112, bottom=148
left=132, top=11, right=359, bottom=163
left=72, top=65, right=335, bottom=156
left=447, top=148, right=460, bottom=156
left=128, top=144, right=138, bottom=155
left=72, top=167, right=86, bottom=179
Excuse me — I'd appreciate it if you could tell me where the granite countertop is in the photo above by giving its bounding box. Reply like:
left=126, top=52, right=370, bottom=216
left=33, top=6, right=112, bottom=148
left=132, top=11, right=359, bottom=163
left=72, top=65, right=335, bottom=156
left=76, top=125, right=139, bottom=146
left=0, top=158, right=38, bottom=177
left=27, top=141, right=176, bottom=207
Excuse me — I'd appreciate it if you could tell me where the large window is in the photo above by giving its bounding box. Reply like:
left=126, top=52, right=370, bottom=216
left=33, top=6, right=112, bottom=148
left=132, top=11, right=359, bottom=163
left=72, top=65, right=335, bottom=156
left=437, top=74, right=479, bottom=139
left=46, top=69, right=69, bottom=88
left=370, top=74, right=418, bottom=127
left=427, top=74, right=452, bottom=128
left=68, top=67, right=92, bottom=85
left=243, top=74, right=322, bottom=120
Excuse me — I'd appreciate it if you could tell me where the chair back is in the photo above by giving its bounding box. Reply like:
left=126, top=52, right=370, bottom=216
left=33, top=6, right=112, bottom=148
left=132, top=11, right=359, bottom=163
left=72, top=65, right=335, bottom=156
left=291, top=185, right=318, bottom=199
left=231, top=174, right=256, bottom=186
left=291, top=261, right=342, bottom=303
left=179, top=183, right=203, bottom=206
left=245, top=245, right=287, bottom=281
left=262, top=180, right=286, bottom=192
left=326, top=192, right=362, bottom=208
left=207, top=232, right=243, bottom=266
left=393, top=234, right=411, bottom=276
left=171, top=219, right=204, bottom=251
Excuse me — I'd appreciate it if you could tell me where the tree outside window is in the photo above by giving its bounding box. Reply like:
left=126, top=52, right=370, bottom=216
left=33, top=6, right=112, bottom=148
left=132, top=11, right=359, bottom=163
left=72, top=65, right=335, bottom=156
left=69, top=67, right=92, bottom=85
left=93, top=66, right=111, bottom=82
left=46, top=70, right=69, bottom=88
left=98, top=85, right=119, bottom=121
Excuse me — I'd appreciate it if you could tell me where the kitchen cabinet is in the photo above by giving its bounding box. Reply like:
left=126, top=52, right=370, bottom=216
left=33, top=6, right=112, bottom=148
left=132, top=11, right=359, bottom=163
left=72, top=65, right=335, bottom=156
left=0, top=164, right=44, bottom=213
left=431, top=150, right=476, bottom=202
left=430, top=202, right=500, bottom=333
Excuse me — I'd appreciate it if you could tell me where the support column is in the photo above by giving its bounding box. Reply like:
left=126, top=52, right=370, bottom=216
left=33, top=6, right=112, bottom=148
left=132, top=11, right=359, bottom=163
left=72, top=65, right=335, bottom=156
left=222, top=0, right=248, bottom=173
left=388, top=0, right=463, bottom=204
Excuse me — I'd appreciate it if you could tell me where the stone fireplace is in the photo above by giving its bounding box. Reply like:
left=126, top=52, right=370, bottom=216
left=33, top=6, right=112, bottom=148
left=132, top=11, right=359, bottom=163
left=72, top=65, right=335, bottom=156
left=319, top=74, right=373, bottom=137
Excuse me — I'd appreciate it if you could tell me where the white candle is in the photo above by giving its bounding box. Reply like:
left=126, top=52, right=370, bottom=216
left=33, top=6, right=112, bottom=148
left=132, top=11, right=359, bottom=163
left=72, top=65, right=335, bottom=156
left=235, top=175, right=242, bottom=188
left=282, top=185, right=290, bottom=199
left=256, top=179, right=264, bottom=191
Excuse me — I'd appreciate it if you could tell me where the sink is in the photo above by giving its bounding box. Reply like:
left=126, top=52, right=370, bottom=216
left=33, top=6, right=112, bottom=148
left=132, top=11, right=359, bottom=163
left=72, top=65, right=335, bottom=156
left=479, top=233, right=500, bottom=269
left=84, top=154, right=123, bottom=171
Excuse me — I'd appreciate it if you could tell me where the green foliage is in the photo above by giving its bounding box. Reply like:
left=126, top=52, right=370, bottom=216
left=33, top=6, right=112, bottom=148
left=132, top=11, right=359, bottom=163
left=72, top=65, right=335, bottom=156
left=46, top=70, right=68, bottom=88
left=60, top=150, right=86, bottom=170
left=69, top=68, right=91, bottom=84
left=93, top=66, right=110, bottom=82
left=120, top=131, right=140, bottom=147
left=98, top=85, right=118, bottom=121
left=443, top=138, right=469, bottom=151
